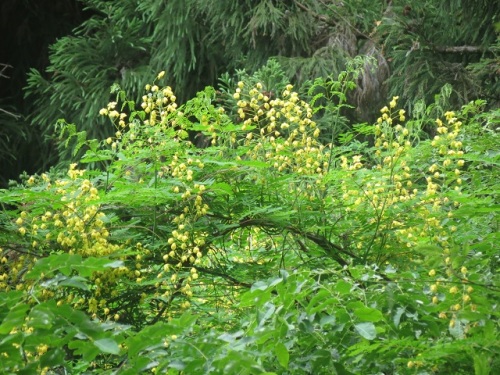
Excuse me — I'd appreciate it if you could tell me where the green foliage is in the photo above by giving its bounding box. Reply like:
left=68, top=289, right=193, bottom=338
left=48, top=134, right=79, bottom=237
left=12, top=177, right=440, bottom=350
left=1, top=68, right=499, bottom=374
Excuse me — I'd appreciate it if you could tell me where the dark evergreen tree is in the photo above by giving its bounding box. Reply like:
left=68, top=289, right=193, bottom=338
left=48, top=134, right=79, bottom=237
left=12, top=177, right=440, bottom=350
left=2, top=0, right=498, bottom=180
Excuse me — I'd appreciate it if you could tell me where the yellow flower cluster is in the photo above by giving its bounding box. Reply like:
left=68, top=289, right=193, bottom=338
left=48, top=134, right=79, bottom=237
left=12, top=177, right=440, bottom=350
left=414, top=112, right=475, bottom=329
left=156, top=181, right=208, bottom=307
left=235, top=82, right=327, bottom=176
left=338, top=99, right=467, bottom=266
left=15, top=165, right=119, bottom=258
left=340, top=98, right=422, bottom=254
left=3, top=165, right=125, bottom=319
left=427, top=111, right=464, bottom=196
left=100, top=73, right=183, bottom=154
left=432, top=267, right=475, bottom=332
left=98, top=78, right=217, bottom=318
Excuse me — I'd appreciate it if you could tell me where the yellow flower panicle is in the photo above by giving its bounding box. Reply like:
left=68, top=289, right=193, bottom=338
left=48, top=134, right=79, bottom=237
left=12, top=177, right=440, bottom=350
left=233, top=82, right=327, bottom=176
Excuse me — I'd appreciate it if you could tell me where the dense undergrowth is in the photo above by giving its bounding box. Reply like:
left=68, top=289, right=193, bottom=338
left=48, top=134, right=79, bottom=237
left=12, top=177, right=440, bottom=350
left=0, top=65, right=498, bottom=374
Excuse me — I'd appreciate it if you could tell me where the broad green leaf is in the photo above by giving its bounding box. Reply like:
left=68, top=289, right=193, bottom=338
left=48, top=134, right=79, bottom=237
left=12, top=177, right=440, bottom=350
left=58, top=276, right=90, bottom=291
left=28, top=304, right=56, bottom=329
left=353, top=307, right=384, bottom=323
left=257, top=302, right=276, bottom=326
left=354, top=322, right=377, bottom=340
left=320, top=315, right=336, bottom=328
left=334, top=280, right=352, bottom=295
left=393, top=307, right=405, bottom=328
left=275, top=342, right=289, bottom=369
left=333, top=362, right=356, bottom=375
left=80, top=150, right=114, bottom=163
left=68, top=340, right=101, bottom=362
left=94, top=338, right=120, bottom=355
left=40, top=348, right=65, bottom=368
left=0, top=303, right=30, bottom=334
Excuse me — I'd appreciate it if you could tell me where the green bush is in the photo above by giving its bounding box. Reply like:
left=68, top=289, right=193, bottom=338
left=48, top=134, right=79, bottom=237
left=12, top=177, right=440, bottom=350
left=0, top=69, right=498, bottom=374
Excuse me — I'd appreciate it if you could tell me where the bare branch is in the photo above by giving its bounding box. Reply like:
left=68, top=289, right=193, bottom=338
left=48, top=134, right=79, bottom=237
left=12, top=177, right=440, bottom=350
left=433, top=45, right=491, bottom=53
left=0, top=63, right=12, bottom=79
left=0, top=107, right=21, bottom=119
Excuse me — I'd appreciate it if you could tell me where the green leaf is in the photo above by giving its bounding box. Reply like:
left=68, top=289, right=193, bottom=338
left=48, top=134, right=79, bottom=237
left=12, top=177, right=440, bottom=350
left=94, top=338, right=120, bottom=355
left=257, top=302, right=276, bottom=326
left=473, top=352, right=491, bottom=375
left=274, top=342, right=289, bottom=369
left=353, top=307, right=384, bottom=323
left=0, top=303, right=30, bottom=334
left=320, top=315, right=336, bottom=328
left=333, top=363, right=356, bottom=375
left=393, top=307, right=405, bottom=328
left=334, top=280, right=352, bottom=295
left=58, top=276, right=90, bottom=291
left=40, top=348, right=66, bottom=368
left=68, top=340, right=101, bottom=362
left=354, top=322, right=377, bottom=340
left=29, top=304, right=56, bottom=330
left=80, top=149, right=114, bottom=163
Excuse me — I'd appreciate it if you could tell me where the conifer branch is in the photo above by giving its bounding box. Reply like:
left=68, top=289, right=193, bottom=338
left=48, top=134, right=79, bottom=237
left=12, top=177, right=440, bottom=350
left=293, top=1, right=336, bottom=27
